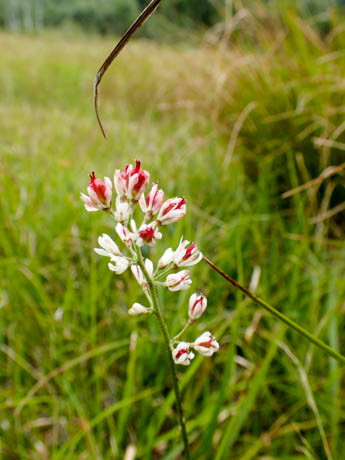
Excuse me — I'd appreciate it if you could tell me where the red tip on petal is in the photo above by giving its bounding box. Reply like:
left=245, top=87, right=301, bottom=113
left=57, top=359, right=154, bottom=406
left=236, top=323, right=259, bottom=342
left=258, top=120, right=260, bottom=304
left=193, top=297, right=203, bottom=309
left=176, top=198, right=186, bottom=210
left=176, top=348, right=188, bottom=359
left=183, top=243, right=196, bottom=260
left=199, top=338, right=214, bottom=348
left=88, top=172, right=107, bottom=202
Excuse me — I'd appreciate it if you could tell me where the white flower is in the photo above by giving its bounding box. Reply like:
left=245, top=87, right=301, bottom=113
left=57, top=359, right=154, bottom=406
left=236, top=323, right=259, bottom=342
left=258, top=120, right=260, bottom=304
left=114, top=197, right=132, bottom=222
left=158, top=248, right=174, bottom=269
left=116, top=223, right=136, bottom=247
left=157, top=197, right=186, bottom=225
left=94, top=234, right=122, bottom=258
left=114, top=161, right=150, bottom=202
left=128, top=303, right=149, bottom=316
left=172, top=342, right=195, bottom=366
left=108, top=256, right=129, bottom=274
left=131, top=259, right=154, bottom=287
left=173, top=238, right=202, bottom=267
left=81, top=172, right=112, bottom=212
left=139, top=183, right=164, bottom=218
left=136, top=222, right=162, bottom=247
left=193, top=332, right=219, bottom=356
left=164, top=270, right=192, bottom=291
left=188, top=293, right=207, bottom=320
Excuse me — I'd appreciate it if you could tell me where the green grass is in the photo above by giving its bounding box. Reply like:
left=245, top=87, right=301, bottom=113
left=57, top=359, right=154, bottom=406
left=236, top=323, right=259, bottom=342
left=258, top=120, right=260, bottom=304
left=1, top=6, right=345, bottom=458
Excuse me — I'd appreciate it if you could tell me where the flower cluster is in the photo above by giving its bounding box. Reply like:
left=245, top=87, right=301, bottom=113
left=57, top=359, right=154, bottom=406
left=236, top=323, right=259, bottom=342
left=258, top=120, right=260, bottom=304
left=81, top=161, right=219, bottom=365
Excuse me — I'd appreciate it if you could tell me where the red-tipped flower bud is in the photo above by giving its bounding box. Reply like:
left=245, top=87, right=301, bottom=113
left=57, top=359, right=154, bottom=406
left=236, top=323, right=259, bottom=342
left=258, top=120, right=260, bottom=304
left=114, top=161, right=150, bottom=202
left=188, top=293, right=207, bottom=320
left=81, top=171, right=112, bottom=211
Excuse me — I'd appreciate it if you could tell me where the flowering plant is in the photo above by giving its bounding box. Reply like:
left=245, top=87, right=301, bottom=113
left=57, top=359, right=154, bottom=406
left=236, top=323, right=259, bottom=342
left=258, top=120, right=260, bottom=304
left=81, top=161, right=218, bottom=458
left=81, top=160, right=345, bottom=459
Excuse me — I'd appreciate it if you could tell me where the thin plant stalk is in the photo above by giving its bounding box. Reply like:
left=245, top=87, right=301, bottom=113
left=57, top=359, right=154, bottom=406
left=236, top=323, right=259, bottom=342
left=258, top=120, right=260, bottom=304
left=203, top=255, right=345, bottom=366
left=173, top=320, right=192, bottom=342
left=136, top=247, right=191, bottom=459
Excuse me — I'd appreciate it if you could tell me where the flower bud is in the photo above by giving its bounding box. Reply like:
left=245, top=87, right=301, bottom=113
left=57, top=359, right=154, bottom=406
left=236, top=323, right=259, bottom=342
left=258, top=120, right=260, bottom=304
left=81, top=171, right=112, bottom=212
left=116, top=223, right=136, bottom=247
left=157, top=197, right=186, bottom=225
left=136, top=222, right=162, bottom=247
left=173, top=239, right=202, bottom=267
left=108, top=256, right=129, bottom=275
left=114, top=161, right=150, bottom=202
left=131, top=259, right=154, bottom=287
left=164, top=270, right=191, bottom=292
left=139, top=183, right=164, bottom=218
left=188, top=293, right=207, bottom=320
left=114, top=169, right=127, bottom=200
left=158, top=248, right=174, bottom=269
left=128, top=303, right=149, bottom=316
left=114, top=197, right=132, bottom=222
left=172, top=342, right=195, bottom=366
left=193, top=332, right=219, bottom=356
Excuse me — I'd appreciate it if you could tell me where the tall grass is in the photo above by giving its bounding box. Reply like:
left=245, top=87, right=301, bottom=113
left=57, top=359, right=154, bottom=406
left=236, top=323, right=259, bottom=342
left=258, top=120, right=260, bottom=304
left=0, top=5, right=345, bottom=458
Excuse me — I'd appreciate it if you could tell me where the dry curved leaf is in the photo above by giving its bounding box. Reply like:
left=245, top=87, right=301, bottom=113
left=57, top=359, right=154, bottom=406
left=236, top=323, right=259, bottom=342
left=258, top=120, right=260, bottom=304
left=94, top=0, right=163, bottom=138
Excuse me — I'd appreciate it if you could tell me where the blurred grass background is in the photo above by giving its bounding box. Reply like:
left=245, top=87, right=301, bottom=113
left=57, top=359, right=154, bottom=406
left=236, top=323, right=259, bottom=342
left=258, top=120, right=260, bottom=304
left=1, top=0, right=345, bottom=459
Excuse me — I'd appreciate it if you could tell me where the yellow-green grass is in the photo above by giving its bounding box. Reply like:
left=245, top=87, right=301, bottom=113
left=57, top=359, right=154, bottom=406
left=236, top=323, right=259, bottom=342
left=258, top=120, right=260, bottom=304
left=1, top=11, right=345, bottom=459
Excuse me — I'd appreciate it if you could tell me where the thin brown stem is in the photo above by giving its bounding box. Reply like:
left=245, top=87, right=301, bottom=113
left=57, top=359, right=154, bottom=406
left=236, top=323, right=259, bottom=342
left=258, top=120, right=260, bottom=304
left=94, top=0, right=163, bottom=138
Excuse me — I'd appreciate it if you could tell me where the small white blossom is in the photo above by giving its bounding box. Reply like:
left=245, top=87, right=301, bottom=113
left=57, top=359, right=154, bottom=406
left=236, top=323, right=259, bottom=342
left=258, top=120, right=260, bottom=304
left=172, top=342, right=195, bottom=366
left=114, top=197, right=132, bottom=222
left=116, top=223, right=136, bottom=247
left=157, top=197, right=186, bottom=225
left=165, top=270, right=192, bottom=291
left=136, top=222, right=162, bottom=247
left=139, top=183, right=164, bottom=218
left=173, top=238, right=202, bottom=267
left=114, top=161, right=150, bottom=202
left=108, top=256, right=129, bottom=274
left=193, top=332, right=219, bottom=356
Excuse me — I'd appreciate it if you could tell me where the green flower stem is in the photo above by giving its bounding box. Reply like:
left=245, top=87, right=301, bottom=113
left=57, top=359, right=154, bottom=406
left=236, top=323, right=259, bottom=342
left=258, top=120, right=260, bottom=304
left=154, top=265, right=174, bottom=280
left=135, top=247, right=191, bottom=459
left=173, top=320, right=192, bottom=343
left=203, top=255, right=345, bottom=366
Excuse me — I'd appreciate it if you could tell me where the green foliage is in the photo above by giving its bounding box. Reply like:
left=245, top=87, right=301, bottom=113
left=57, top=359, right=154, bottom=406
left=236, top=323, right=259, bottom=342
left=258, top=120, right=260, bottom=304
left=0, top=0, right=342, bottom=36
left=45, top=0, right=140, bottom=35
left=1, top=4, right=345, bottom=459
left=0, top=0, right=217, bottom=35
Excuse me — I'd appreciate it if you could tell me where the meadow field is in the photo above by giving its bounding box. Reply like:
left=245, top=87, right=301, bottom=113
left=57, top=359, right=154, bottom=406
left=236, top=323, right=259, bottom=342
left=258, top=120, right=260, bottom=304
left=1, top=6, right=345, bottom=459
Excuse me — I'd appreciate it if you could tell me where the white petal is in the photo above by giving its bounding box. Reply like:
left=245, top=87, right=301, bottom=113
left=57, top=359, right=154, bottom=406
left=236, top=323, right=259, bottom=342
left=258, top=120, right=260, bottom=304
left=144, top=259, right=154, bottom=278
left=128, top=302, right=148, bottom=316
left=84, top=204, right=99, bottom=212
left=94, top=248, right=109, bottom=257
left=139, top=193, right=147, bottom=213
